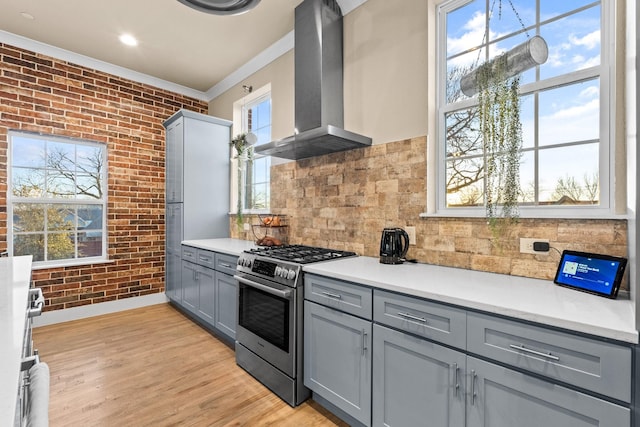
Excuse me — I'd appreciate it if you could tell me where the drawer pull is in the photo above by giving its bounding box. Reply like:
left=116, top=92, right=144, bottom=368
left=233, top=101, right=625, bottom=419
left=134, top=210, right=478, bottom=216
left=471, top=370, right=477, bottom=405
left=397, top=311, right=427, bottom=323
left=199, top=256, right=211, bottom=262
left=509, top=344, right=560, bottom=361
left=453, top=363, right=459, bottom=397
left=322, top=291, right=342, bottom=300
left=219, top=262, right=232, bottom=268
left=362, top=330, right=368, bottom=355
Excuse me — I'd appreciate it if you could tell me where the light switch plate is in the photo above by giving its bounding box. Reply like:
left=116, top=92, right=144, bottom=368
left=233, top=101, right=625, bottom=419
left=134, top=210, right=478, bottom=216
left=406, top=226, right=416, bottom=245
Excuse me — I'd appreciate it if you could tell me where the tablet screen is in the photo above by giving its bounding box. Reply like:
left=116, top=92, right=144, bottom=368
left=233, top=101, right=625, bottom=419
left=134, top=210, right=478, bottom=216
left=554, top=250, right=627, bottom=298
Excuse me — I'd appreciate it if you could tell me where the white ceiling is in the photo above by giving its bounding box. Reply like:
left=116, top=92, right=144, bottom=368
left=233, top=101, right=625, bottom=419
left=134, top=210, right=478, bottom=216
left=0, top=0, right=367, bottom=99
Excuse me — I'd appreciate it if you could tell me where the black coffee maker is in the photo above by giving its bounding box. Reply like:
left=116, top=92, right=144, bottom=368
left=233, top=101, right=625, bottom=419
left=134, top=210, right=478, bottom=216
left=380, top=228, right=410, bottom=264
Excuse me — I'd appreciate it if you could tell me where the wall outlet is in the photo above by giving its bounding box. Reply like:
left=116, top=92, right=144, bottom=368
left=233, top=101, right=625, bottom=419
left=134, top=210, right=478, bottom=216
left=520, top=237, right=549, bottom=254
left=243, top=222, right=251, bottom=231
left=406, top=226, right=416, bottom=245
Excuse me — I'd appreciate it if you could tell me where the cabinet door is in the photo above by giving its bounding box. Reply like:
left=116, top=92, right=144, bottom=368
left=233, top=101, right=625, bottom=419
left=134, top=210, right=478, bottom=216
left=166, top=119, right=183, bottom=203
left=466, top=357, right=630, bottom=427
left=197, top=265, right=215, bottom=326
left=304, top=300, right=372, bottom=426
left=215, top=272, right=237, bottom=340
left=372, top=324, right=465, bottom=427
left=181, top=260, right=198, bottom=313
left=166, top=252, right=182, bottom=302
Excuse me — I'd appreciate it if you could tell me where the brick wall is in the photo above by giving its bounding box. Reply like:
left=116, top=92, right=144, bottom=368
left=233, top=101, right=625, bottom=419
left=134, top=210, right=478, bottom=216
left=248, top=136, right=628, bottom=285
left=0, top=43, right=209, bottom=311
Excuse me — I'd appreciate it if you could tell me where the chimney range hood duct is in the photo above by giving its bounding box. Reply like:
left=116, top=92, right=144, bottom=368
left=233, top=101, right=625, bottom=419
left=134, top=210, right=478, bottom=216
left=255, top=0, right=372, bottom=160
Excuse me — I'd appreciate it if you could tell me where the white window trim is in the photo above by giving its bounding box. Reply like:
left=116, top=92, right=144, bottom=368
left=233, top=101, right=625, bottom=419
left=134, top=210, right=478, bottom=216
left=8, top=131, right=109, bottom=267
left=230, top=83, right=271, bottom=215
left=424, top=0, right=624, bottom=220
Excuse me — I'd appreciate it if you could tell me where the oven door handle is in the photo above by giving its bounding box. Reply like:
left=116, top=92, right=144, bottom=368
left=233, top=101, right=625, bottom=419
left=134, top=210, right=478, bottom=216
left=234, top=275, right=293, bottom=299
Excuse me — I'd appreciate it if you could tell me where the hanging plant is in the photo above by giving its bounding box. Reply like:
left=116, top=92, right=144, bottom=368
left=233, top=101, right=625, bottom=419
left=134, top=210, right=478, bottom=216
left=476, top=57, right=523, bottom=237
left=230, top=133, right=254, bottom=227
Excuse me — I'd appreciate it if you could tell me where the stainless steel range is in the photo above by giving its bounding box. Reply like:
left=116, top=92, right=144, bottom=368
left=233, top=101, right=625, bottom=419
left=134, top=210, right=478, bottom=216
left=234, top=245, right=357, bottom=406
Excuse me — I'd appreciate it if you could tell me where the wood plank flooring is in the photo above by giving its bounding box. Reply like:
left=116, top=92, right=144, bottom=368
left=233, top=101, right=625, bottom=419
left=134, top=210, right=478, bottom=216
left=32, top=303, right=348, bottom=427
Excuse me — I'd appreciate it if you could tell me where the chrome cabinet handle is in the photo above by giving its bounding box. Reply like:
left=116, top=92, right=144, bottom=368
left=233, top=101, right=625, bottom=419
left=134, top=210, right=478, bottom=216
left=471, top=370, right=477, bottom=405
left=453, top=363, right=459, bottom=397
left=509, top=344, right=560, bottom=361
left=362, top=330, right=368, bottom=355
left=397, top=311, right=427, bottom=323
left=28, top=288, right=45, bottom=318
left=219, top=263, right=232, bottom=268
left=322, top=291, right=342, bottom=300
left=234, top=275, right=293, bottom=299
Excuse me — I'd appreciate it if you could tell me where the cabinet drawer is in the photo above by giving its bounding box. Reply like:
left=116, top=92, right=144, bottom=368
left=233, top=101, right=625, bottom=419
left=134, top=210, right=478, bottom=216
left=181, top=245, right=197, bottom=262
left=467, top=312, right=632, bottom=403
left=196, top=249, right=215, bottom=269
left=305, top=274, right=372, bottom=320
left=374, top=290, right=466, bottom=350
left=215, top=253, right=238, bottom=276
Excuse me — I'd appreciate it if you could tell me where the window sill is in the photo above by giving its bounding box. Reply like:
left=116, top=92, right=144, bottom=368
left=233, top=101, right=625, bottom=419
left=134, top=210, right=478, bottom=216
left=31, top=258, right=114, bottom=270
left=420, top=210, right=631, bottom=221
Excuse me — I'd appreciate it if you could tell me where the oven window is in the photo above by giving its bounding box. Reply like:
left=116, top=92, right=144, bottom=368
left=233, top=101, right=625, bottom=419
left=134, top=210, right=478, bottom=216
left=239, top=285, right=290, bottom=352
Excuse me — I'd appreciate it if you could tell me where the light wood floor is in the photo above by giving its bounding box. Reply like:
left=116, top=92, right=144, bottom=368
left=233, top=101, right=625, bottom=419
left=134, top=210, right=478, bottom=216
left=33, top=303, right=348, bottom=427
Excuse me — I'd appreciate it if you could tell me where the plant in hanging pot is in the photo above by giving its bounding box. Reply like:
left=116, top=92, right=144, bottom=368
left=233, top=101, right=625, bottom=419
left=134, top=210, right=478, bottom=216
left=476, top=56, right=523, bottom=245
left=230, top=133, right=255, bottom=227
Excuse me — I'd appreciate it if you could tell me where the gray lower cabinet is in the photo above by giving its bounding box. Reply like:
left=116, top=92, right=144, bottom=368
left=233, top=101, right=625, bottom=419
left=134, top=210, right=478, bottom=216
left=304, top=300, right=372, bottom=426
left=196, top=264, right=215, bottom=324
left=181, top=259, right=198, bottom=313
left=214, top=271, right=237, bottom=340
left=466, top=356, right=630, bottom=427
left=372, top=324, right=466, bottom=427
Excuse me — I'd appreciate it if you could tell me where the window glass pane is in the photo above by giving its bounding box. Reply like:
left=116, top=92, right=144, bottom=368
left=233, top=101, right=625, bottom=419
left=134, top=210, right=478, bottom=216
left=540, top=0, right=598, bottom=24
left=76, top=145, right=104, bottom=174
left=47, top=141, right=75, bottom=172
left=14, top=234, right=44, bottom=261
left=446, top=157, right=485, bottom=207
left=539, top=5, right=600, bottom=80
left=12, top=137, right=45, bottom=168
left=445, top=108, right=482, bottom=158
left=78, top=205, right=103, bottom=230
left=47, top=232, right=75, bottom=261
left=78, top=232, right=102, bottom=258
left=446, top=0, right=484, bottom=58
left=538, top=80, right=599, bottom=146
left=12, top=168, right=45, bottom=198
left=47, top=171, right=76, bottom=198
left=489, top=0, right=535, bottom=41
left=519, top=150, right=536, bottom=203
left=520, top=94, right=535, bottom=148
left=255, top=100, right=271, bottom=130
left=47, top=205, right=75, bottom=231
left=538, top=143, right=599, bottom=204
left=13, top=203, right=44, bottom=232
left=76, top=174, right=102, bottom=199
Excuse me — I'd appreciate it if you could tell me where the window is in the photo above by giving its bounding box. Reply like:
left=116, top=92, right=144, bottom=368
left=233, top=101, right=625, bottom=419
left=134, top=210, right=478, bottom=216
left=434, top=0, right=615, bottom=217
left=235, top=86, right=271, bottom=212
left=8, top=132, right=107, bottom=266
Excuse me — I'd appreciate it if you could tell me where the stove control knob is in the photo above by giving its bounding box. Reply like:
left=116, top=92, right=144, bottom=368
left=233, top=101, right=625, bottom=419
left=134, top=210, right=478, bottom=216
left=287, top=269, right=296, bottom=280
left=275, top=266, right=283, bottom=277
left=245, top=258, right=252, bottom=268
left=237, top=258, right=243, bottom=266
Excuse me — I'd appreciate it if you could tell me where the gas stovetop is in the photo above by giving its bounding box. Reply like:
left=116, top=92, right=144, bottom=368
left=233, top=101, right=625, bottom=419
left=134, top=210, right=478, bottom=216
left=235, top=245, right=357, bottom=288
left=247, top=244, right=357, bottom=264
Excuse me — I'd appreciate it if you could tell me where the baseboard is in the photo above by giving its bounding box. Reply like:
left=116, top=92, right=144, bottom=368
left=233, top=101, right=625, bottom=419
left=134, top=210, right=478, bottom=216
left=32, top=293, right=169, bottom=327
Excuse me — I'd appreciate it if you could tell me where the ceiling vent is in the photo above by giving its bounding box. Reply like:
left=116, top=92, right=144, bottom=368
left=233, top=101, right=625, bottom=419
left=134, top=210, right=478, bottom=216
left=177, top=0, right=261, bottom=15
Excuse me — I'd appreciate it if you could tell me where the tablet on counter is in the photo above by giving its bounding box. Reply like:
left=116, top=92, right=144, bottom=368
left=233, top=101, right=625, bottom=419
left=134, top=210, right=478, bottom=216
left=553, top=250, right=627, bottom=299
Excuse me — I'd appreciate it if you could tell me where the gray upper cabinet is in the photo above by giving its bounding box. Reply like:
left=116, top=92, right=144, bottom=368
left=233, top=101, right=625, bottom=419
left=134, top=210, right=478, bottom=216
left=164, top=110, right=231, bottom=304
left=466, top=356, right=630, bottom=427
left=304, top=300, right=372, bottom=426
left=372, top=324, right=465, bottom=427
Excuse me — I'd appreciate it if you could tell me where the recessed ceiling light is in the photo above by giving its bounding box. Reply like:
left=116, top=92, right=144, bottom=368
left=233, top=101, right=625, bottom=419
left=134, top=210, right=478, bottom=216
left=119, top=34, right=138, bottom=47
left=177, top=0, right=261, bottom=15
left=20, top=12, right=35, bottom=20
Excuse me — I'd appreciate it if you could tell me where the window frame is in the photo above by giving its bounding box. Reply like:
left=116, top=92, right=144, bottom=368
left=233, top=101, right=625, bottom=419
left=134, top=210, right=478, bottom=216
left=427, top=0, right=621, bottom=219
left=8, top=131, right=109, bottom=268
left=231, top=83, right=272, bottom=215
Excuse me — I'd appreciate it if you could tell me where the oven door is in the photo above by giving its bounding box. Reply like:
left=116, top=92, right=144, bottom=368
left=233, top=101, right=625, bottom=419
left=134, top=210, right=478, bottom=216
left=235, top=273, right=296, bottom=377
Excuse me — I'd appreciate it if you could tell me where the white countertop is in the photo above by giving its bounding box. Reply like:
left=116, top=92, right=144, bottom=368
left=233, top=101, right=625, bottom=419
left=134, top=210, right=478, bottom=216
left=0, top=255, right=33, bottom=426
left=304, top=256, right=639, bottom=344
left=182, top=238, right=257, bottom=256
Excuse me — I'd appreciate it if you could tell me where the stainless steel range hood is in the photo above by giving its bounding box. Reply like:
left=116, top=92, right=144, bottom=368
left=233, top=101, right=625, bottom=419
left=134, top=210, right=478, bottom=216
left=255, top=0, right=371, bottom=160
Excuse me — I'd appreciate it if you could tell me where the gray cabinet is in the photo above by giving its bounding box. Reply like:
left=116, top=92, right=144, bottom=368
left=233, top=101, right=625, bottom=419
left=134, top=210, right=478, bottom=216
left=372, top=324, right=465, bottom=427
left=181, top=258, right=198, bottom=313
left=304, top=301, right=372, bottom=426
left=196, top=263, right=215, bottom=324
left=215, top=271, right=237, bottom=339
left=466, top=357, right=630, bottom=427
left=164, top=109, right=231, bottom=303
